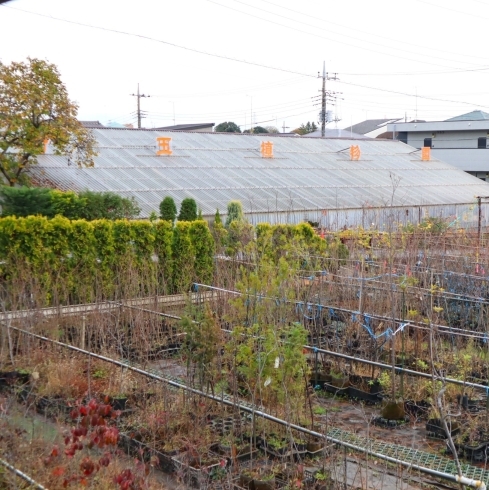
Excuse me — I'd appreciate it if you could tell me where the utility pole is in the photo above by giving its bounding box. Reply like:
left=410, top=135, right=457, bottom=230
left=130, top=83, right=150, bottom=129
left=320, top=62, right=326, bottom=137
left=282, top=121, right=289, bottom=133
left=318, top=62, right=339, bottom=137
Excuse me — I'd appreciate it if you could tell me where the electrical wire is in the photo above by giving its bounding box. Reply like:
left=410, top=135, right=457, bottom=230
left=260, top=0, right=489, bottom=67
left=338, top=79, right=489, bottom=110
left=1, top=5, right=316, bottom=79
left=414, top=0, right=489, bottom=20
left=6, top=4, right=485, bottom=122
left=146, top=96, right=317, bottom=117
left=223, top=0, right=489, bottom=68
left=150, top=76, right=309, bottom=99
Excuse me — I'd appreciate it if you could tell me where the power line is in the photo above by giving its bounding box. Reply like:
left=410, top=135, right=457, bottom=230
left=146, top=97, right=316, bottom=118
left=6, top=4, right=484, bottom=118
left=338, top=79, right=489, bottom=110
left=150, top=76, right=307, bottom=99
left=343, top=67, right=489, bottom=77
left=209, top=0, right=489, bottom=70
left=414, top=0, right=489, bottom=20
left=260, top=0, right=489, bottom=65
left=2, top=5, right=316, bottom=79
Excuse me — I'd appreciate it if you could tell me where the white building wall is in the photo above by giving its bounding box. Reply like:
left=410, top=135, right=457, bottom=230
left=407, top=130, right=489, bottom=149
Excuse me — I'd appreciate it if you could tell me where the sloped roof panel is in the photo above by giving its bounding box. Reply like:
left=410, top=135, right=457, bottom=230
left=32, top=128, right=489, bottom=220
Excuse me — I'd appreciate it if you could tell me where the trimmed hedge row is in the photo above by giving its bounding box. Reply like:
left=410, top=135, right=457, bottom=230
left=0, top=217, right=214, bottom=306
left=0, top=218, right=343, bottom=308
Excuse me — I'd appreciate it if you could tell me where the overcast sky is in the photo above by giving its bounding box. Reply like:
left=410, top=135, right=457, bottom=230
left=1, top=0, right=489, bottom=131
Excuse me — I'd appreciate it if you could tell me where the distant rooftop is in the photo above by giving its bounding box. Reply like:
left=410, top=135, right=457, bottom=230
left=445, top=110, right=489, bottom=122
left=305, top=128, right=370, bottom=139
left=343, top=118, right=403, bottom=136
left=154, top=123, right=215, bottom=131
left=80, top=121, right=105, bottom=128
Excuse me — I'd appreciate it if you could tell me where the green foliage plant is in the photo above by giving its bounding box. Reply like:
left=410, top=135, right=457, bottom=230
left=189, top=220, right=215, bottom=285
left=78, top=190, right=140, bottom=220
left=171, top=221, right=195, bottom=292
left=0, top=187, right=140, bottom=220
left=179, top=304, right=223, bottom=388
left=214, top=121, right=241, bottom=133
left=50, top=190, right=87, bottom=219
left=154, top=220, right=173, bottom=294
left=159, top=196, right=177, bottom=223
left=0, top=186, right=54, bottom=217
left=243, top=126, right=268, bottom=134
left=178, top=198, right=197, bottom=222
left=293, top=121, right=318, bottom=135
left=0, top=58, right=96, bottom=186
left=225, top=200, right=244, bottom=228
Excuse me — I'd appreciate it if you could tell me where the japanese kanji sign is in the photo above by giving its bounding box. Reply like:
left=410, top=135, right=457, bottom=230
left=421, top=147, right=430, bottom=161
left=156, top=137, right=172, bottom=156
left=261, top=141, right=273, bottom=158
left=350, top=145, right=361, bottom=161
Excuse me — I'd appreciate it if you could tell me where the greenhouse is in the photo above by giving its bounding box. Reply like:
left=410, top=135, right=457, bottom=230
left=33, top=128, right=489, bottom=228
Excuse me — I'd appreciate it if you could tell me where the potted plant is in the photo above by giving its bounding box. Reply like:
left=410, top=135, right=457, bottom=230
left=306, top=436, right=324, bottom=454
left=426, top=408, right=460, bottom=440
left=314, top=469, right=331, bottom=490
left=330, top=370, right=349, bottom=389
left=263, top=433, right=289, bottom=455
left=240, top=465, right=276, bottom=490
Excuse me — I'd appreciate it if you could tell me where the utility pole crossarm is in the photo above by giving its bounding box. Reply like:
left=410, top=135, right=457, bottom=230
left=318, top=62, right=339, bottom=137
left=130, top=83, right=151, bottom=129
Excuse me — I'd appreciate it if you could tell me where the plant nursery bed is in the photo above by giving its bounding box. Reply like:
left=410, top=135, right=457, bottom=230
left=322, top=383, right=349, bottom=397
left=372, top=416, right=409, bottom=429
left=458, top=441, right=489, bottom=463
left=347, top=386, right=382, bottom=404
left=173, top=451, right=225, bottom=488
left=426, top=419, right=460, bottom=440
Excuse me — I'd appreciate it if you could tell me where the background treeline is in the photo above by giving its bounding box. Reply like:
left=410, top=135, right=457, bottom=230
left=0, top=186, right=141, bottom=220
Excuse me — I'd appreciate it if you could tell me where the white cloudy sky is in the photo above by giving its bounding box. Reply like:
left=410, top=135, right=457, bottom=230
left=1, top=0, right=489, bottom=131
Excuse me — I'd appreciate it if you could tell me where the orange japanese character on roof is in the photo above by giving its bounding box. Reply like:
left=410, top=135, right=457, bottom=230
left=156, top=137, right=172, bottom=156
left=261, top=141, right=273, bottom=158
left=421, top=146, right=430, bottom=161
left=349, top=145, right=361, bottom=161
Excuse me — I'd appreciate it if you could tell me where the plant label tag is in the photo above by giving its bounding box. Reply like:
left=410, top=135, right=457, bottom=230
left=274, top=357, right=280, bottom=369
left=264, top=376, right=272, bottom=387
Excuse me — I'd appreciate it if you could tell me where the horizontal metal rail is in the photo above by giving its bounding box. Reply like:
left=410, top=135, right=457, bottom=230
left=194, top=283, right=489, bottom=341
left=0, top=457, right=48, bottom=490
left=0, top=292, right=216, bottom=321
left=4, top=324, right=487, bottom=489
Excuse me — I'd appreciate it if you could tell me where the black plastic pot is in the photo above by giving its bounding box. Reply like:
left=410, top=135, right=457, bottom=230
left=404, top=400, right=431, bottom=418
left=239, top=472, right=254, bottom=489
left=253, top=477, right=275, bottom=490
left=111, top=396, right=128, bottom=411
left=322, top=383, right=349, bottom=397
left=426, top=418, right=460, bottom=439
left=368, top=380, right=382, bottom=395
left=0, top=370, right=28, bottom=388
left=348, top=386, right=381, bottom=404
left=306, top=438, right=323, bottom=452
left=461, top=442, right=489, bottom=463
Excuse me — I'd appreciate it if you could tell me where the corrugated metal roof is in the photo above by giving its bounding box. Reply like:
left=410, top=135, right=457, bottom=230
left=343, top=118, right=403, bottom=135
left=32, top=128, right=489, bottom=219
left=445, top=110, right=489, bottom=122
left=305, top=128, right=370, bottom=139
left=154, top=123, right=215, bottom=131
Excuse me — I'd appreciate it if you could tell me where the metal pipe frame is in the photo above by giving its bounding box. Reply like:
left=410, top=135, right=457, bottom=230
left=0, top=457, right=47, bottom=490
left=3, top=324, right=487, bottom=489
